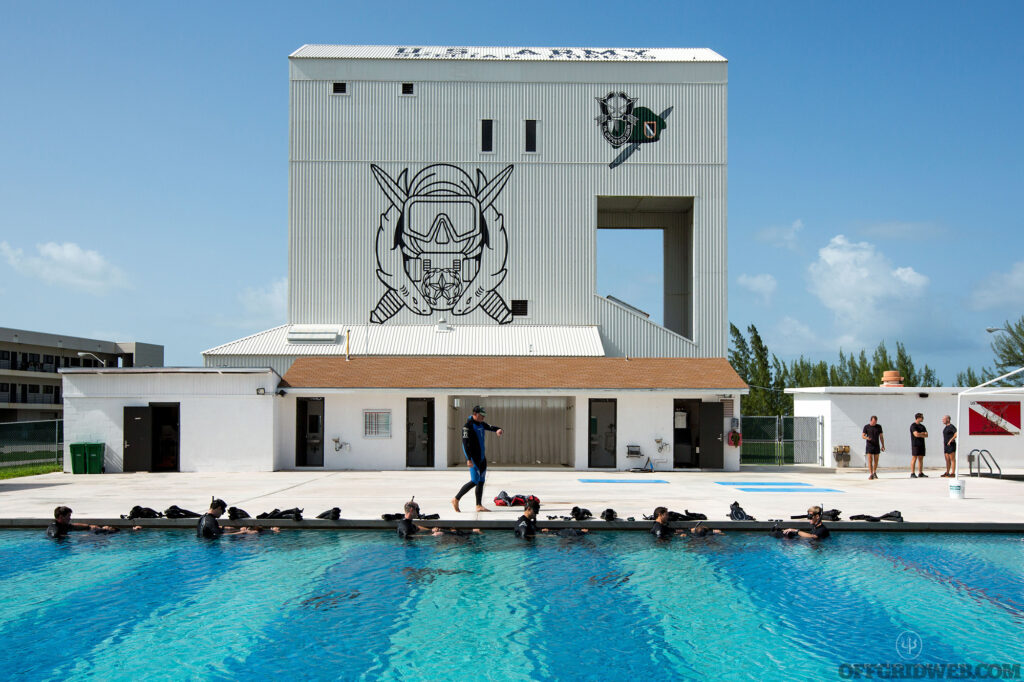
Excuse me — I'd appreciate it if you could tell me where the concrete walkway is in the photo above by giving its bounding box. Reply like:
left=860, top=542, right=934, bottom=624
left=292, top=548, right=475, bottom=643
left=1, top=466, right=1021, bottom=525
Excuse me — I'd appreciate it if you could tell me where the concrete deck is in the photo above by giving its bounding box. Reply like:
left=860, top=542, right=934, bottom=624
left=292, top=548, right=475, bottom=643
left=1, top=466, right=1021, bottom=528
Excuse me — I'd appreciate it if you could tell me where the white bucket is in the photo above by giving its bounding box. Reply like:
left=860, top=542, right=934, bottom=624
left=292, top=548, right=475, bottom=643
left=948, top=478, right=965, bottom=500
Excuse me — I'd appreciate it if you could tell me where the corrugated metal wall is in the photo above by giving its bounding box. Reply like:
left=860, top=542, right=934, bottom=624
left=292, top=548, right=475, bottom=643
left=288, top=59, right=727, bottom=357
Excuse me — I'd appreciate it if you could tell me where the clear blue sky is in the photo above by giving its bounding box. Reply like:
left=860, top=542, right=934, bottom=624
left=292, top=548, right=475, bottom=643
left=2, top=1, right=1021, bottom=382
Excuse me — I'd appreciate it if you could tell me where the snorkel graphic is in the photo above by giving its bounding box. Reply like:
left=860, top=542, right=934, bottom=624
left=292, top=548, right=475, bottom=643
left=369, top=163, right=514, bottom=324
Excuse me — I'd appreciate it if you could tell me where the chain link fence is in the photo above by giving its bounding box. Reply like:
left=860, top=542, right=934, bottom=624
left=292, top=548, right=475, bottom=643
left=740, top=416, right=821, bottom=465
left=0, top=419, right=63, bottom=467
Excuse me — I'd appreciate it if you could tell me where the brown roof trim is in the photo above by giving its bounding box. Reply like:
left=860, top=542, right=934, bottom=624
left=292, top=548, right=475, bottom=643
left=282, top=356, right=746, bottom=390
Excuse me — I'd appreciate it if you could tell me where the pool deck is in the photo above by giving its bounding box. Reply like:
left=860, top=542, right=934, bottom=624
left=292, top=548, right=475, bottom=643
left=1, top=466, right=1022, bottom=531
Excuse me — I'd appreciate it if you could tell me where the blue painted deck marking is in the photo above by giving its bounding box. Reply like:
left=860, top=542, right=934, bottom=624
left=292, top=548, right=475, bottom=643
left=578, top=479, right=669, bottom=484
left=734, top=487, right=843, bottom=493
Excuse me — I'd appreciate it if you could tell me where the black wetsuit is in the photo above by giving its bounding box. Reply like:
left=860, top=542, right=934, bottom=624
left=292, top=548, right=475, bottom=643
left=46, top=521, right=75, bottom=539
left=651, top=522, right=674, bottom=540
left=808, top=522, right=830, bottom=539
left=196, top=513, right=222, bottom=539
left=515, top=514, right=537, bottom=538
left=397, top=518, right=418, bottom=539
left=455, top=417, right=500, bottom=506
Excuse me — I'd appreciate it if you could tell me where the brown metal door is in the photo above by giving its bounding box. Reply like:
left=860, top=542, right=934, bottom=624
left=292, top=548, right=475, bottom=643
left=123, top=406, right=152, bottom=472
left=699, top=402, right=724, bottom=469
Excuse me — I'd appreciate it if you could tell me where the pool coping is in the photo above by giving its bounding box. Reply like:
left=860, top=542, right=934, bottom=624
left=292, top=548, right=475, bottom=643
left=3, top=518, right=1023, bottom=533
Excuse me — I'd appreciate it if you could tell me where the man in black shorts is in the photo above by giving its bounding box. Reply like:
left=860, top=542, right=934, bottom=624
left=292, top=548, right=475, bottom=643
left=861, top=415, right=885, bottom=480
left=941, top=415, right=958, bottom=478
left=197, top=498, right=258, bottom=538
left=778, top=506, right=830, bottom=540
left=909, top=413, right=928, bottom=478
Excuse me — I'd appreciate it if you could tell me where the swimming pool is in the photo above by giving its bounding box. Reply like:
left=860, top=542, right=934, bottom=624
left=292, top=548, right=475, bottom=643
left=1, top=530, right=1021, bottom=680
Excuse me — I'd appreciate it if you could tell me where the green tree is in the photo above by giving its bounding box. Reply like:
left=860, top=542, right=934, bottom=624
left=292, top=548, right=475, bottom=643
left=957, top=315, right=1024, bottom=386
left=728, top=323, right=751, bottom=385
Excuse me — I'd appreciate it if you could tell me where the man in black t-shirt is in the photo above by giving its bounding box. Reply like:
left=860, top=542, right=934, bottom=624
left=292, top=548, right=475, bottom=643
left=197, top=498, right=257, bottom=538
left=909, top=413, right=928, bottom=478
left=45, top=506, right=115, bottom=538
left=650, top=507, right=679, bottom=540
left=515, top=499, right=544, bottom=539
left=397, top=499, right=444, bottom=539
left=941, top=415, right=958, bottom=478
left=779, top=506, right=830, bottom=540
left=861, top=416, right=885, bottom=480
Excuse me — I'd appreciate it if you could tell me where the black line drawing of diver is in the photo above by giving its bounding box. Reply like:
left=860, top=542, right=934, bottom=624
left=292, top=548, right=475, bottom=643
left=369, top=163, right=514, bottom=324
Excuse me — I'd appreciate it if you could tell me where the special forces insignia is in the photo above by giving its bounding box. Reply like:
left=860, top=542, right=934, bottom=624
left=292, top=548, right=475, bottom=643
left=595, top=92, right=638, bottom=148
left=369, top=163, right=515, bottom=325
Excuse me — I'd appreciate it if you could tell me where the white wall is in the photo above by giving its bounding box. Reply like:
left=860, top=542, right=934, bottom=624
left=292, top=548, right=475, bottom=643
left=63, top=372, right=279, bottom=473
left=791, top=391, right=1017, bottom=469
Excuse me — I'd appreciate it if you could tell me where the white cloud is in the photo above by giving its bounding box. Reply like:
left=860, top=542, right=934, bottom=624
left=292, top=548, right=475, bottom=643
left=736, top=273, right=777, bottom=304
left=757, top=219, right=804, bottom=250
left=0, top=241, right=129, bottom=294
left=807, top=235, right=929, bottom=345
left=238, top=276, right=288, bottom=324
left=970, top=261, right=1024, bottom=311
left=769, top=315, right=823, bottom=355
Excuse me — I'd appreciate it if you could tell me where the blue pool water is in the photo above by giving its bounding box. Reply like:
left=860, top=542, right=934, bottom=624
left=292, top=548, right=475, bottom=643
left=1, top=530, right=1022, bottom=681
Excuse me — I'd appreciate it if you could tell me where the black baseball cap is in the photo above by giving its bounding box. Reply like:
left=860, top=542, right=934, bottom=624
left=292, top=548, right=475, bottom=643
left=472, top=405, right=486, bottom=415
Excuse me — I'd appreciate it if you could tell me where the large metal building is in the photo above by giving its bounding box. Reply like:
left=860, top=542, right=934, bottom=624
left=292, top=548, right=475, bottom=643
left=65, top=45, right=746, bottom=473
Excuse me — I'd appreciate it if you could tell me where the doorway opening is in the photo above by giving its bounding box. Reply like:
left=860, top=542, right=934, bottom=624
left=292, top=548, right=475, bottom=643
left=588, top=398, right=617, bottom=468
left=597, top=196, right=694, bottom=338
left=406, top=398, right=435, bottom=467
left=122, top=403, right=180, bottom=472
left=447, top=396, right=574, bottom=467
left=672, top=399, right=725, bottom=469
left=295, top=397, right=325, bottom=467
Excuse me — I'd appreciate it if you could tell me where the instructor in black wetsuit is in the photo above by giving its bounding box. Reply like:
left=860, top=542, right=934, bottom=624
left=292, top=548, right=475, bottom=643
left=451, top=405, right=503, bottom=513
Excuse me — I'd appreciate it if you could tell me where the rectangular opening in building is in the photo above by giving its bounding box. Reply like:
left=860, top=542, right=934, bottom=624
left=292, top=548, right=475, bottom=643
left=401, top=82, right=414, bottom=95
left=332, top=81, right=347, bottom=94
left=511, top=300, right=529, bottom=317
left=447, top=396, right=574, bottom=467
left=525, top=119, right=537, bottom=152
left=481, top=119, right=493, bottom=152
left=596, top=196, right=694, bottom=340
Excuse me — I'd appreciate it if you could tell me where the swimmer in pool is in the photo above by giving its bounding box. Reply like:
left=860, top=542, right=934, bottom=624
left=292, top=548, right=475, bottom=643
left=515, top=499, right=549, bottom=539
left=197, top=499, right=259, bottom=538
left=46, top=506, right=118, bottom=538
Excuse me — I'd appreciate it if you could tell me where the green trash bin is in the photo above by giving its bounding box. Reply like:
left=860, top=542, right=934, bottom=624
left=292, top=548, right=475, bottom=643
left=69, top=443, right=87, bottom=474
left=85, top=443, right=104, bottom=474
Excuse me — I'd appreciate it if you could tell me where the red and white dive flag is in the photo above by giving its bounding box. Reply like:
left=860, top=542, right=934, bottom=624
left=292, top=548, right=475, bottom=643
left=968, top=401, right=1021, bottom=436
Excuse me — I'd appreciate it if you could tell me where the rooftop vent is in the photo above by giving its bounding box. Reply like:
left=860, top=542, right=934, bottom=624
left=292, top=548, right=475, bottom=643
left=880, top=370, right=904, bottom=387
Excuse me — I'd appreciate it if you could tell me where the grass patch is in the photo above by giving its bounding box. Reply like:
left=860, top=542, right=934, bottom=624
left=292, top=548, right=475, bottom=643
left=0, top=463, right=62, bottom=480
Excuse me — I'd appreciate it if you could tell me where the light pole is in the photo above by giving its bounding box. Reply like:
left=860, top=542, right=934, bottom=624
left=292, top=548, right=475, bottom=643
left=986, top=327, right=1010, bottom=334
left=77, top=352, right=107, bottom=367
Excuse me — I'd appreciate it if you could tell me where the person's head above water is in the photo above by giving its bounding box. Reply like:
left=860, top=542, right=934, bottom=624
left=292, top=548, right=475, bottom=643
left=53, top=505, right=72, bottom=522
left=653, top=506, right=669, bottom=523
left=807, top=505, right=822, bottom=522
left=209, top=498, right=227, bottom=517
left=524, top=499, right=540, bottom=518
left=404, top=499, right=420, bottom=519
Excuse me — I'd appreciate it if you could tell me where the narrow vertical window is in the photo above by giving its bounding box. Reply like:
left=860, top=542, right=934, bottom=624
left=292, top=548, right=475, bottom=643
left=481, top=119, right=493, bottom=152
left=525, top=119, right=537, bottom=152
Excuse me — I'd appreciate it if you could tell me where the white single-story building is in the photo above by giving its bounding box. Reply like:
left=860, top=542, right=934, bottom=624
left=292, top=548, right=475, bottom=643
left=789, top=386, right=1022, bottom=471
left=63, top=358, right=745, bottom=472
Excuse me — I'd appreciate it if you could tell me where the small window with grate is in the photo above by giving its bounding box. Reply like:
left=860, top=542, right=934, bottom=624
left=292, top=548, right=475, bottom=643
left=332, top=82, right=347, bottom=95
left=511, top=300, right=529, bottom=317
left=525, top=120, right=537, bottom=152
left=401, top=82, right=414, bottom=95
left=363, top=410, right=392, bottom=438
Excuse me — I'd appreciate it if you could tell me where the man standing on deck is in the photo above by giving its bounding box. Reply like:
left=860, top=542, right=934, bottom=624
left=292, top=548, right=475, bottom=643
left=452, top=405, right=503, bottom=512
left=909, top=413, right=928, bottom=478
left=861, top=415, right=885, bottom=480
left=941, top=415, right=958, bottom=478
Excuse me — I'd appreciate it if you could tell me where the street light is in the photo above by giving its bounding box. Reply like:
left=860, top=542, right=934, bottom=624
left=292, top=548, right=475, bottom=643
left=77, top=352, right=107, bottom=367
left=986, top=327, right=1010, bottom=334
